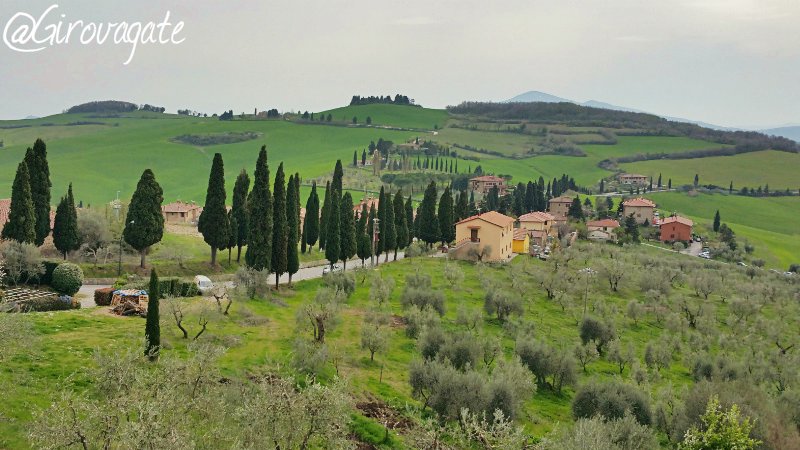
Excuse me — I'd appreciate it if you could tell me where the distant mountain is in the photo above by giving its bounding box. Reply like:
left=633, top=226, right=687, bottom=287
left=504, top=90, right=733, bottom=130
left=504, top=91, right=572, bottom=104
left=761, top=126, right=800, bottom=142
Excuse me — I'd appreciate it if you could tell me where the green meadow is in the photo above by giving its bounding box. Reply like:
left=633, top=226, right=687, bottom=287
left=1, top=253, right=743, bottom=448
left=621, top=150, right=800, bottom=190
left=645, top=191, right=800, bottom=268
left=320, top=104, right=450, bottom=130
left=0, top=113, right=418, bottom=207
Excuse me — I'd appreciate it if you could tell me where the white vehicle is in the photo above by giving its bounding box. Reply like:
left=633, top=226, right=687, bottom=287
left=322, top=264, right=341, bottom=275
left=194, top=275, right=214, bottom=294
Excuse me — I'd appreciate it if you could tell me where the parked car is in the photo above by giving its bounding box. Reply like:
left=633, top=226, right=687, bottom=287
left=194, top=275, right=213, bottom=294
left=322, top=264, right=341, bottom=275
left=737, top=261, right=748, bottom=267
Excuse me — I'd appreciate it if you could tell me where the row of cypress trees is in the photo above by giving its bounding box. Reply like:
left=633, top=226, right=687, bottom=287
left=196, top=146, right=302, bottom=285
left=2, top=139, right=53, bottom=246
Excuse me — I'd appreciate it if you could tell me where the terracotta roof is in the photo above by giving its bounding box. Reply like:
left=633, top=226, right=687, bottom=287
left=518, top=211, right=555, bottom=222
left=619, top=173, right=647, bottom=178
left=470, top=175, right=505, bottom=182
left=513, top=228, right=528, bottom=240
left=528, top=229, right=547, bottom=238
left=622, top=197, right=656, bottom=208
left=587, top=219, right=620, bottom=228
left=456, top=211, right=515, bottom=228
left=354, top=196, right=379, bottom=213
left=659, top=215, right=693, bottom=227
left=549, top=195, right=574, bottom=204
left=162, top=200, right=200, bottom=213
left=0, top=198, right=56, bottom=241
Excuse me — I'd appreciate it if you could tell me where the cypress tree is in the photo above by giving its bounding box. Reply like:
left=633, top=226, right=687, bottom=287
left=353, top=150, right=358, bottom=167
left=303, top=181, right=320, bottom=252
left=245, top=146, right=273, bottom=271
left=227, top=211, right=238, bottom=265
left=657, top=173, right=662, bottom=188
left=418, top=181, right=440, bottom=247
left=729, top=181, right=733, bottom=194
left=383, top=191, right=396, bottom=262
left=599, top=179, right=605, bottom=194
left=486, top=186, right=499, bottom=211
left=376, top=187, right=387, bottom=259
left=713, top=210, right=721, bottom=232
left=455, top=189, right=468, bottom=221
left=53, top=183, right=79, bottom=259
left=339, top=192, right=357, bottom=270
left=232, top=169, right=250, bottom=262
left=438, top=186, right=455, bottom=244
left=513, top=183, right=525, bottom=216
left=198, top=153, right=229, bottom=266
left=693, top=174, right=699, bottom=187
left=393, top=190, right=408, bottom=260
left=468, top=190, right=476, bottom=216
left=332, top=159, right=344, bottom=194
left=25, top=139, right=52, bottom=246
left=124, top=169, right=164, bottom=268
left=286, top=173, right=300, bottom=284
left=319, top=181, right=331, bottom=250
left=404, top=196, right=414, bottom=245
left=568, top=196, right=584, bottom=220
left=325, top=190, right=341, bottom=269
left=271, top=163, right=288, bottom=287
left=2, top=161, right=36, bottom=244
left=668, top=178, right=672, bottom=189
left=361, top=149, right=367, bottom=166
left=356, top=204, right=370, bottom=266
left=145, top=268, right=161, bottom=361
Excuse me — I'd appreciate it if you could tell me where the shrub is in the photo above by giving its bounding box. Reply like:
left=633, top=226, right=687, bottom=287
left=94, top=287, right=115, bottom=306
left=579, top=317, right=616, bottom=354
left=572, top=381, right=652, bottom=425
left=401, top=287, right=445, bottom=316
left=404, top=305, right=440, bottom=338
left=51, top=263, right=84, bottom=296
left=24, top=295, right=75, bottom=312
left=404, top=241, right=430, bottom=258
left=322, top=271, right=355, bottom=297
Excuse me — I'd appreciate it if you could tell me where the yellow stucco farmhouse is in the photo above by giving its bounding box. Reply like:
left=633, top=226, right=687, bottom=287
left=450, top=211, right=516, bottom=262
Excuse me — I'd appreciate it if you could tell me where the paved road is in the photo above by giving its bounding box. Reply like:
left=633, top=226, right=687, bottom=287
left=265, top=251, right=413, bottom=285
left=76, top=284, right=112, bottom=308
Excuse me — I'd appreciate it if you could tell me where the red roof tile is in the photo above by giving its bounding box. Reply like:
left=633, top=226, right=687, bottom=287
left=587, top=219, right=620, bottom=228
left=622, top=197, right=656, bottom=208
left=518, top=211, right=555, bottom=222
left=456, top=211, right=515, bottom=228
left=659, top=215, right=693, bottom=227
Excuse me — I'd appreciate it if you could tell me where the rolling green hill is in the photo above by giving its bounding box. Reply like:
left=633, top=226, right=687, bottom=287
left=621, top=150, right=800, bottom=190
left=319, top=104, right=449, bottom=130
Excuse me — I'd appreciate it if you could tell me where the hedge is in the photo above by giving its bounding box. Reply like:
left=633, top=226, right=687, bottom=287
left=24, top=295, right=80, bottom=312
left=94, top=287, right=115, bottom=306
left=119, top=277, right=200, bottom=299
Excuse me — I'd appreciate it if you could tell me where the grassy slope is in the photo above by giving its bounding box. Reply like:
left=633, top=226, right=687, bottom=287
left=319, top=104, right=449, bottom=130
left=645, top=191, right=800, bottom=268
left=0, top=113, right=418, bottom=206
left=620, top=150, right=800, bottom=190
left=434, top=127, right=541, bottom=157
left=1, top=254, right=719, bottom=448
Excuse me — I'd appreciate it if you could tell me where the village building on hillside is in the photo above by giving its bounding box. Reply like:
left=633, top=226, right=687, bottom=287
left=548, top=195, right=574, bottom=222
left=618, top=173, right=648, bottom=186
left=518, top=211, right=556, bottom=246
left=354, top=196, right=379, bottom=217
left=469, top=175, right=507, bottom=195
left=622, top=197, right=656, bottom=225
left=162, top=200, right=201, bottom=224
left=450, top=211, right=515, bottom=262
left=512, top=228, right=530, bottom=254
left=659, top=215, right=693, bottom=243
left=586, top=218, right=620, bottom=242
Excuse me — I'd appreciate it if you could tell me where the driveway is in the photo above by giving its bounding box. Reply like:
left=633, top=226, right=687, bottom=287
left=76, top=284, right=112, bottom=308
left=682, top=241, right=703, bottom=257
left=264, top=251, right=409, bottom=285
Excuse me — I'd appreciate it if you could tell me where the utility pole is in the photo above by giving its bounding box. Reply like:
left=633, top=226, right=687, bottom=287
left=118, top=220, right=133, bottom=276
left=371, top=218, right=380, bottom=268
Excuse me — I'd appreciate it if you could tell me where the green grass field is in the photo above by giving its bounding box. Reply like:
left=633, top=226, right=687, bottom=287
left=621, top=150, right=800, bottom=190
left=4, top=246, right=797, bottom=448
left=645, top=191, right=800, bottom=268
left=434, top=127, right=542, bottom=157
left=0, top=113, right=419, bottom=207
left=581, top=135, right=725, bottom=159
left=319, top=104, right=449, bottom=130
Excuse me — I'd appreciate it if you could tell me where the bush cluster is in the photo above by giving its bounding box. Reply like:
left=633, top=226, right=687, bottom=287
left=51, top=263, right=84, bottom=296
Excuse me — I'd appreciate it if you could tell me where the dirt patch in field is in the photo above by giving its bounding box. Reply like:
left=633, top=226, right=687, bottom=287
left=355, top=395, right=414, bottom=431
left=389, top=315, right=406, bottom=328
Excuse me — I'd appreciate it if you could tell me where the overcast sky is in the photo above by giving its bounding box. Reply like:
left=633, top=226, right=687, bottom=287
left=1, top=0, right=798, bottom=127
